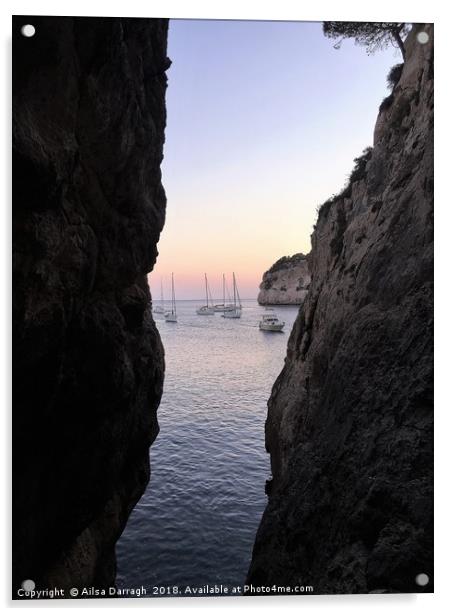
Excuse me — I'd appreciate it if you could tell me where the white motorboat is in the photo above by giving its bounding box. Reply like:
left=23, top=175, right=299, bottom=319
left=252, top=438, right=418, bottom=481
left=222, top=272, right=242, bottom=319
left=164, top=273, right=177, bottom=322
left=259, top=310, right=285, bottom=332
left=196, top=273, right=215, bottom=315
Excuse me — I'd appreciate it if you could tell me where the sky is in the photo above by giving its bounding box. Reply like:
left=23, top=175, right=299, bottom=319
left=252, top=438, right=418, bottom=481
left=149, top=19, right=403, bottom=301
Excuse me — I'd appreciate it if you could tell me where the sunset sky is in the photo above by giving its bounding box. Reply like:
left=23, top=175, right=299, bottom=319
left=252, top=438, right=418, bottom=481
left=149, top=19, right=402, bottom=301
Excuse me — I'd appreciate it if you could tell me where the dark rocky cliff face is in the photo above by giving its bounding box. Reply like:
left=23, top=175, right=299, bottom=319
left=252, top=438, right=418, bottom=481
left=12, top=16, right=169, bottom=592
left=247, top=25, right=433, bottom=594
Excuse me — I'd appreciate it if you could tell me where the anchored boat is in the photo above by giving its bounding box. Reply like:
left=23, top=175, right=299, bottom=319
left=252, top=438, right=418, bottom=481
left=259, top=309, right=285, bottom=332
left=153, top=278, right=165, bottom=314
left=213, top=274, right=235, bottom=312
left=222, top=273, right=242, bottom=319
left=196, top=273, right=215, bottom=315
left=164, top=273, right=177, bottom=322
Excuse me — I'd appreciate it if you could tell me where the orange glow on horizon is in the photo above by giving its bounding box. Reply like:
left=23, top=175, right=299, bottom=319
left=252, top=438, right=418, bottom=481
left=148, top=193, right=315, bottom=300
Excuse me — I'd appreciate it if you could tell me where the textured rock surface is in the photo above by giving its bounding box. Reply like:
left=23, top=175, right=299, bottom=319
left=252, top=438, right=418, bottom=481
left=12, top=16, right=169, bottom=592
left=248, top=25, right=433, bottom=594
left=258, top=254, right=311, bottom=305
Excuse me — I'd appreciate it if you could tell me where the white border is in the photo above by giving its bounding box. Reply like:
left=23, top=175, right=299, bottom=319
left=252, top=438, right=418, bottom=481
left=2, top=1, right=449, bottom=614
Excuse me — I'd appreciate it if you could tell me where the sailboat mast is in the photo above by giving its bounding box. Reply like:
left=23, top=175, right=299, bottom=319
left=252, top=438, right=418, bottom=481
left=207, top=277, right=213, bottom=307
left=205, top=273, right=208, bottom=306
left=233, top=272, right=237, bottom=308
left=172, top=272, right=176, bottom=315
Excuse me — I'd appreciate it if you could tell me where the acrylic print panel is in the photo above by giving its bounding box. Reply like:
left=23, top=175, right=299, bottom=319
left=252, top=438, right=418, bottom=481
left=12, top=14, right=433, bottom=600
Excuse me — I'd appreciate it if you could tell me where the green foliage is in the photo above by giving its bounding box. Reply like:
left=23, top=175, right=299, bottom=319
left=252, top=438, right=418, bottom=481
left=379, top=93, right=394, bottom=113
left=268, top=254, right=306, bottom=273
left=315, top=147, right=373, bottom=222
left=349, top=147, right=373, bottom=184
left=377, top=63, right=403, bottom=114
left=316, top=196, right=337, bottom=220
left=323, top=22, right=409, bottom=58
left=386, top=63, right=404, bottom=89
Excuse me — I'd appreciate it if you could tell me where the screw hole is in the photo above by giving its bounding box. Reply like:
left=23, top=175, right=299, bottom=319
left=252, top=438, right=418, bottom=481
left=20, top=24, right=35, bottom=38
left=415, top=573, right=429, bottom=586
left=21, top=579, right=36, bottom=591
left=417, top=31, right=429, bottom=45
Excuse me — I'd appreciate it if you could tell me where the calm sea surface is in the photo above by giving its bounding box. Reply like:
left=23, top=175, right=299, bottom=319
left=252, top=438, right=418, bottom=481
left=116, top=299, right=299, bottom=593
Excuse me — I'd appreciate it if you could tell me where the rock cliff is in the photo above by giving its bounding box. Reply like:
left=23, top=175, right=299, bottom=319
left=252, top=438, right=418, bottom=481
left=12, top=16, right=169, bottom=593
left=258, top=254, right=311, bottom=305
left=247, top=24, right=433, bottom=594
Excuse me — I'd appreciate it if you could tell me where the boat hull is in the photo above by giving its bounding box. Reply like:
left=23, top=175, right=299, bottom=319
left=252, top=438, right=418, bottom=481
left=196, top=306, right=215, bottom=315
left=164, top=312, right=177, bottom=322
left=223, top=309, right=242, bottom=319
left=259, top=322, right=284, bottom=332
left=213, top=304, right=235, bottom=312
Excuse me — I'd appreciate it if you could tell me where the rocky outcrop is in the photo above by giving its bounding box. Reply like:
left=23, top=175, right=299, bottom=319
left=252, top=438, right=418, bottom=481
left=248, top=25, right=433, bottom=594
left=12, top=16, right=169, bottom=593
left=258, top=254, right=311, bottom=305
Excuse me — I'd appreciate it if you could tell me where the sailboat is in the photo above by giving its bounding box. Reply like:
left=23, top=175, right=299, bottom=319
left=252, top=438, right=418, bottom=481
left=164, top=273, right=177, bottom=322
left=213, top=274, right=235, bottom=312
left=222, top=273, right=242, bottom=318
left=153, top=278, right=165, bottom=314
left=196, top=273, right=215, bottom=315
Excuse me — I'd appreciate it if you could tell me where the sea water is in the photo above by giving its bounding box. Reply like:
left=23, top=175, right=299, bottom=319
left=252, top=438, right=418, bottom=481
left=116, top=299, right=299, bottom=592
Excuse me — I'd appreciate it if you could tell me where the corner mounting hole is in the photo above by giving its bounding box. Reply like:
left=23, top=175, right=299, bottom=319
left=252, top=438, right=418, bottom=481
left=415, top=573, right=429, bottom=587
left=21, top=24, right=35, bottom=38
left=417, top=31, right=429, bottom=45
left=21, top=579, right=36, bottom=591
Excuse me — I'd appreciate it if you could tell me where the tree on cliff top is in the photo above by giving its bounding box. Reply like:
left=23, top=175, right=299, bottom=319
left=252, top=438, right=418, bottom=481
left=323, top=22, right=409, bottom=60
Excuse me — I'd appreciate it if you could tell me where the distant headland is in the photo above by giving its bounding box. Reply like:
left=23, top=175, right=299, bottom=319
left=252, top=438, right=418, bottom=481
left=257, top=253, right=311, bottom=305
